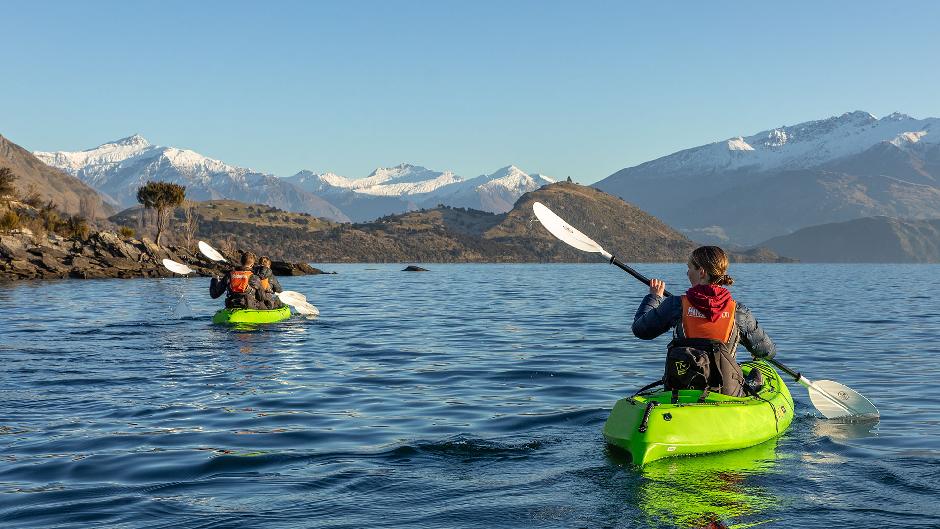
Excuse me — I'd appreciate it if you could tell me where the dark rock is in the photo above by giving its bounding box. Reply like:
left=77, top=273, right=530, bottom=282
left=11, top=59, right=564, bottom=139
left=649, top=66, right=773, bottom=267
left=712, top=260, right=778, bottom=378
left=402, top=265, right=429, bottom=272
left=270, top=261, right=329, bottom=276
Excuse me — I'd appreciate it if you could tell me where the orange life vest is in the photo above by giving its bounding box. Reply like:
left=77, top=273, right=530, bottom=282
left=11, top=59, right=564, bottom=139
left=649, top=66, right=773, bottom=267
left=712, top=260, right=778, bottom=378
left=259, top=277, right=270, bottom=290
left=680, top=296, right=737, bottom=342
left=229, top=270, right=253, bottom=294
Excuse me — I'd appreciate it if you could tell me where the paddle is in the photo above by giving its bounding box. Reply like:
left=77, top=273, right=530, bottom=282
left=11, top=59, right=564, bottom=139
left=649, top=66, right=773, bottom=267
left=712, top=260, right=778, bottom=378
left=162, top=258, right=194, bottom=275
left=197, top=240, right=320, bottom=317
left=531, top=201, right=879, bottom=420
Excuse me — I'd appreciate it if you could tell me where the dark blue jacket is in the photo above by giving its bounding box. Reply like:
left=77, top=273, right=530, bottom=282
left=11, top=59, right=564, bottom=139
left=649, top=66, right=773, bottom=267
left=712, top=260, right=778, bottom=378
left=632, top=294, right=776, bottom=359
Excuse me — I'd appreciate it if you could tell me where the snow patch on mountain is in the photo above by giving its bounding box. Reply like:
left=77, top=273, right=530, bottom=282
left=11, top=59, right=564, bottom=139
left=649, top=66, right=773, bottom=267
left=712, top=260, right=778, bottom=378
left=889, top=130, right=929, bottom=147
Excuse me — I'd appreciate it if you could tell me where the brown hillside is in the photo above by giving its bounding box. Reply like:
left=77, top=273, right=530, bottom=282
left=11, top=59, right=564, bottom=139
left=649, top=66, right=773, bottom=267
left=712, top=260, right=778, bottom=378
left=0, top=134, right=113, bottom=218
left=110, top=183, right=787, bottom=263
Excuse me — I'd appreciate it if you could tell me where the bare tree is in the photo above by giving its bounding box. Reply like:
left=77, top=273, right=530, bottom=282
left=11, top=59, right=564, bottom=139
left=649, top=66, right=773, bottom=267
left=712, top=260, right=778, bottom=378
left=79, top=195, right=98, bottom=228
left=0, top=167, right=17, bottom=203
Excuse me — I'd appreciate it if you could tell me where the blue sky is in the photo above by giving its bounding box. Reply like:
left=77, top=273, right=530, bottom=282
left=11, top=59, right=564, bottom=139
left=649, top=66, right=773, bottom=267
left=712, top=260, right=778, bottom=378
left=3, top=1, right=939, bottom=183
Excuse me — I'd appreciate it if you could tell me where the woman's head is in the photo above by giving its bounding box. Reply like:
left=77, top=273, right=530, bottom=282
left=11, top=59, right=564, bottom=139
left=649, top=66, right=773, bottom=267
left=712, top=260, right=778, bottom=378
left=240, top=251, right=257, bottom=268
left=687, top=246, right=734, bottom=286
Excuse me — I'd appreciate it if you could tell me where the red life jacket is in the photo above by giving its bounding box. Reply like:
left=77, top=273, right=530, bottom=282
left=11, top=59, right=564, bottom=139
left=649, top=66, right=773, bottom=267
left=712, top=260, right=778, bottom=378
left=681, top=296, right=736, bottom=342
left=229, top=270, right=253, bottom=293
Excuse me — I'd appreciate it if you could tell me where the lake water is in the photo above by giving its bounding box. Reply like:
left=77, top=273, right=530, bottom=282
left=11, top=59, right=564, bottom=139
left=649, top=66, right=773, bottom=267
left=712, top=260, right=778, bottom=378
left=1, top=264, right=938, bottom=528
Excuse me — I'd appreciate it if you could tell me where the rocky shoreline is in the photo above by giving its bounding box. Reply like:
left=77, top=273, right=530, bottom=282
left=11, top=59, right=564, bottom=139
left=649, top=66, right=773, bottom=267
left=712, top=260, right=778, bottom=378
left=0, top=229, right=325, bottom=281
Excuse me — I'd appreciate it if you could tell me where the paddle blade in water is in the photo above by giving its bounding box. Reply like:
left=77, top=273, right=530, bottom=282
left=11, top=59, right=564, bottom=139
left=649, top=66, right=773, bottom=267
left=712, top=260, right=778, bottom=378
left=198, top=241, right=227, bottom=262
left=808, top=379, right=879, bottom=420
left=162, top=259, right=194, bottom=275
left=532, top=202, right=607, bottom=255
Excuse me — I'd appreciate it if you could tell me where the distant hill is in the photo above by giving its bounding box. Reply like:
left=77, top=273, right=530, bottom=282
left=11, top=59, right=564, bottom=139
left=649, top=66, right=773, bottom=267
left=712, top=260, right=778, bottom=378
left=759, top=216, right=940, bottom=262
left=594, top=111, right=940, bottom=245
left=0, top=134, right=113, bottom=218
left=112, top=183, right=787, bottom=263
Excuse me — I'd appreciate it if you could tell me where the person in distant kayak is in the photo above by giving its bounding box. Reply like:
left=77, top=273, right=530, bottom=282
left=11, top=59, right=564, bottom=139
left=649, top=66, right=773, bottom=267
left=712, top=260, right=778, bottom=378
left=253, top=256, right=284, bottom=309
left=632, top=246, right=775, bottom=398
left=210, top=251, right=264, bottom=309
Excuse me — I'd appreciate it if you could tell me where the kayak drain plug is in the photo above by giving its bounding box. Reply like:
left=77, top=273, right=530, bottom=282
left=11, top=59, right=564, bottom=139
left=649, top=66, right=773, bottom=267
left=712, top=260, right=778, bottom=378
left=662, top=413, right=672, bottom=421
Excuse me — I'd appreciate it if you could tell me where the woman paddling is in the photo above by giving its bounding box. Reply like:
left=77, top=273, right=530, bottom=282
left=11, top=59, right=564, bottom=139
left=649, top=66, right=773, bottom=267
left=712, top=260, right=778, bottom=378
left=632, top=246, right=775, bottom=397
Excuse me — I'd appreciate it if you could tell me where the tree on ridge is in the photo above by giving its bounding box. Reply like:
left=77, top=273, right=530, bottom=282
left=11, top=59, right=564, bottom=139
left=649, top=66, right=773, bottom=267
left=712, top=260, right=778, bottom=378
left=136, top=181, right=186, bottom=246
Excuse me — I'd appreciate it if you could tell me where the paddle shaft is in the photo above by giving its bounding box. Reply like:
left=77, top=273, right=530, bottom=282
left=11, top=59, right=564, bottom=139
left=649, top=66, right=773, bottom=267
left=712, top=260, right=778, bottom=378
left=608, top=256, right=674, bottom=297
left=607, top=254, right=805, bottom=381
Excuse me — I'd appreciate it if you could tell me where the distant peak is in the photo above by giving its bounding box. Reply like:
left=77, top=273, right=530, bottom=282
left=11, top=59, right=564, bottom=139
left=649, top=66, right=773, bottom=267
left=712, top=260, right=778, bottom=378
left=100, top=134, right=151, bottom=148
left=838, top=110, right=877, bottom=122
left=882, top=112, right=913, bottom=121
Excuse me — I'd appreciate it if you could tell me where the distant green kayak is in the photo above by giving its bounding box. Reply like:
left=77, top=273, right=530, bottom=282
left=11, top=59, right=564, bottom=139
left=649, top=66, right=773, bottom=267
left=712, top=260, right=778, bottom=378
left=604, top=361, right=794, bottom=466
left=212, top=305, right=292, bottom=325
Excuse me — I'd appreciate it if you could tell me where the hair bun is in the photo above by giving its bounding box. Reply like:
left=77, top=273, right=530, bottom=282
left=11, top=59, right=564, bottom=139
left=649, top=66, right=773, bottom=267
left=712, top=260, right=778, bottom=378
left=719, top=274, right=734, bottom=286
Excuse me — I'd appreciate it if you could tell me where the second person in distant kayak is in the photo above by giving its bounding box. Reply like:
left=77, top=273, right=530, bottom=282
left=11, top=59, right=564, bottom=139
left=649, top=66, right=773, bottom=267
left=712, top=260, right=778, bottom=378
left=210, top=251, right=264, bottom=309
left=254, top=256, right=284, bottom=309
left=631, top=246, right=775, bottom=398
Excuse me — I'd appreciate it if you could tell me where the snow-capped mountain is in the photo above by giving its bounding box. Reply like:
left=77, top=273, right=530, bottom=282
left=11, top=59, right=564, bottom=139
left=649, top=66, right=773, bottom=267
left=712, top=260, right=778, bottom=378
left=34, top=136, right=349, bottom=221
left=287, top=164, right=554, bottom=221
left=34, top=136, right=556, bottom=223
left=595, top=111, right=940, bottom=244
left=286, top=164, right=462, bottom=197
left=426, top=165, right=555, bottom=213
left=610, top=111, right=940, bottom=180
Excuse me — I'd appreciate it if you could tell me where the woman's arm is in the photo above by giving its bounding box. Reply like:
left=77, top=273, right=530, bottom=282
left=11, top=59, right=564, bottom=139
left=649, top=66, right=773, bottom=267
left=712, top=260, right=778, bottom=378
left=736, top=303, right=776, bottom=359
left=632, top=294, right=681, bottom=340
left=209, top=273, right=227, bottom=299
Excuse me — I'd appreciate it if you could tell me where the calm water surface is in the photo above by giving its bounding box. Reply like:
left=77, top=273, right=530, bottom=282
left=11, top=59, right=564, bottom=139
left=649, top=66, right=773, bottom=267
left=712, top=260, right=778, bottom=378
left=1, top=264, right=938, bottom=528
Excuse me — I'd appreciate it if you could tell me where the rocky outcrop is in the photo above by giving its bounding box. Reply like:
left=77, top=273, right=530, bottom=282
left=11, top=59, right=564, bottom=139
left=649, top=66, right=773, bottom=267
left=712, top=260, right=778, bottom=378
left=0, top=229, right=327, bottom=281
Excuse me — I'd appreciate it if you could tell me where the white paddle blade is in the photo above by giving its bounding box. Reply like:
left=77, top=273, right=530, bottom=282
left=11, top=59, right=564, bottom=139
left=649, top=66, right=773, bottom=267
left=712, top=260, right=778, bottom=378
left=162, top=259, right=194, bottom=275
left=532, top=202, right=607, bottom=255
left=808, top=379, right=879, bottom=420
left=198, top=241, right=227, bottom=262
left=277, top=290, right=307, bottom=305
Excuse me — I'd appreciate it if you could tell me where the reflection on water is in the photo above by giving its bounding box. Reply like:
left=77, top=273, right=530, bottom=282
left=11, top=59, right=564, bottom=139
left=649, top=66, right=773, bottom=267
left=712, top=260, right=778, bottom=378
left=813, top=418, right=880, bottom=441
left=610, top=439, right=783, bottom=529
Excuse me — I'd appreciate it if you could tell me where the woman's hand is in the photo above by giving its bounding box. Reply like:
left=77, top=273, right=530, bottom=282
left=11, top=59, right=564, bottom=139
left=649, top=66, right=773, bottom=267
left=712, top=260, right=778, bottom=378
left=649, top=278, right=666, bottom=297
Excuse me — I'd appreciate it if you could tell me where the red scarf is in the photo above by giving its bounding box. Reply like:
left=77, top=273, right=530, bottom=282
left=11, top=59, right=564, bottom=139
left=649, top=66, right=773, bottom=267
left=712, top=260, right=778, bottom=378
left=685, top=284, right=732, bottom=323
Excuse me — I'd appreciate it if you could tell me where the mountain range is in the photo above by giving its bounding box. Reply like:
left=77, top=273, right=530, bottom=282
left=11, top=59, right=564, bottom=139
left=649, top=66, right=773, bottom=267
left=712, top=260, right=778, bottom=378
left=594, top=111, right=940, bottom=244
left=35, top=136, right=554, bottom=223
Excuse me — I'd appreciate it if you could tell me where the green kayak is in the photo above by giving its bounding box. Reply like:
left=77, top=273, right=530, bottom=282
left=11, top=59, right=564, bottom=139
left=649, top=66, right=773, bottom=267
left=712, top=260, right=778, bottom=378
left=604, top=361, right=794, bottom=466
left=212, top=305, right=292, bottom=325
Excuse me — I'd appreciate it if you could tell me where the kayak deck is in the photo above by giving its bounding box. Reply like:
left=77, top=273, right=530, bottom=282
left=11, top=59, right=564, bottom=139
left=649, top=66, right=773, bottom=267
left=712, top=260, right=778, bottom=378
left=603, top=361, right=794, bottom=466
left=212, top=305, right=292, bottom=325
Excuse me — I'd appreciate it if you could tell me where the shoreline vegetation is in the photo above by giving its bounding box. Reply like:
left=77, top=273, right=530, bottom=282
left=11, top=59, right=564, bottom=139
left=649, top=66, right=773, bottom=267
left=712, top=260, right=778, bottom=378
left=0, top=170, right=324, bottom=281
